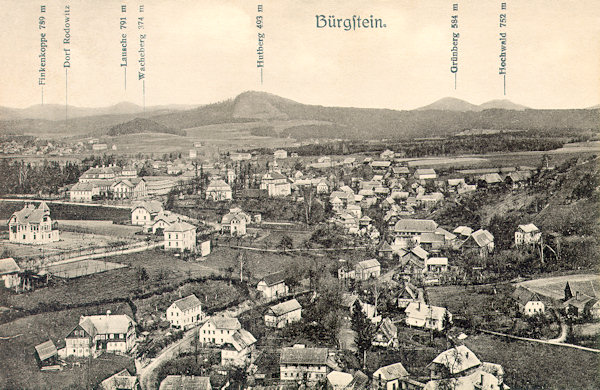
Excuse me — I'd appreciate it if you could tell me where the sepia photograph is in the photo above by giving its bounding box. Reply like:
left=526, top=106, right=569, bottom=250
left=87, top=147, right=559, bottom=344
left=0, top=0, right=598, bottom=389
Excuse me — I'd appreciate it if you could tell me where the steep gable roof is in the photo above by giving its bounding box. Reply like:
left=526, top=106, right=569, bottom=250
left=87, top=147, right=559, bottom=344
left=172, top=294, right=201, bottom=312
left=209, top=316, right=241, bottom=330
left=260, top=271, right=286, bottom=286
left=430, top=345, right=481, bottom=375
left=374, top=362, right=409, bottom=380
left=34, top=339, right=57, bottom=361
left=268, top=299, right=302, bottom=316
left=0, top=258, right=20, bottom=275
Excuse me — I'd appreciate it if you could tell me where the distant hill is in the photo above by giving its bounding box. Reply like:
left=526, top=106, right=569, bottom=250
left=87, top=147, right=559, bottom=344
left=585, top=104, right=600, bottom=110
left=0, top=102, right=195, bottom=121
left=479, top=99, right=528, bottom=111
left=107, top=117, right=185, bottom=136
left=418, top=97, right=528, bottom=111
left=1, top=91, right=598, bottom=140
left=417, top=97, right=480, bottom=112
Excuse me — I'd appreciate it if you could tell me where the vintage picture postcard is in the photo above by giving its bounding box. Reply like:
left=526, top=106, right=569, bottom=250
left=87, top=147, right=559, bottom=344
left=0, top=0, right=598, bottom=389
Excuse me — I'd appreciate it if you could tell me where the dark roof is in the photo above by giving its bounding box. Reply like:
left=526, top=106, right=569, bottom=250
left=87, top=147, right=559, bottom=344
left=34, top=340, right=57, bottom=361
left=394, top=219, right=438, bottom=233
left=512, top=287, right=542, bottom=305
left=260, top=271, right=287, bottom=286
left=280, top=347, right=328, bottom=365
left=159, top=375, right=211, bottom=390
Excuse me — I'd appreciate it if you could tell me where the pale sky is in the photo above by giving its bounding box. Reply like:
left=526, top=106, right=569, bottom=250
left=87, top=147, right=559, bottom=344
left=0, top=0, right=598, bottom=110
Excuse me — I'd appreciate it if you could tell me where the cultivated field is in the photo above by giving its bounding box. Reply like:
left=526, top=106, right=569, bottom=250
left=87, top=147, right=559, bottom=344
left=2, top=231, right=137, bottom=259
left=516, top=273, right=599, bottom=301
left=4, top=249, right=223, bottom=312
left=45, top=259, right=126, bottom=279
left=60, top=220, right=141, bottom=237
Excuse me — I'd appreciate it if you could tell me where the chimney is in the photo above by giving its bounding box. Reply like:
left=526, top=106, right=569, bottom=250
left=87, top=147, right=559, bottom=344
left=576, top=291, right=580, bottom=300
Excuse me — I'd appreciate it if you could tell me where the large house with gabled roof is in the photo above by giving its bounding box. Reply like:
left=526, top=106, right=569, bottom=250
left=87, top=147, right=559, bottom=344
left=167, top=294, right=203, bottom=329
left=8, top=202, right=59, bottom=244
left=131, top=200, right=163, bottom=225
left=64, top=311, right=136, bottom=358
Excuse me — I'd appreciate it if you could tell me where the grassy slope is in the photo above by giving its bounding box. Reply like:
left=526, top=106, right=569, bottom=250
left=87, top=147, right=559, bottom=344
left=465, top=333, right=600, bottom=390
left=0, top=302, right=134, bottom=390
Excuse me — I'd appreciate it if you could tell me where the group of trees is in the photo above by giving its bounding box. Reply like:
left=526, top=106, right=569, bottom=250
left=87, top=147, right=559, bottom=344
left=0, top=159, right=82, bottom=195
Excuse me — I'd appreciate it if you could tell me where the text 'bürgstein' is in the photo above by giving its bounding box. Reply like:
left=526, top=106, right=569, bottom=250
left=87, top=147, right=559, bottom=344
left=316, top=15, right=387, bottom=31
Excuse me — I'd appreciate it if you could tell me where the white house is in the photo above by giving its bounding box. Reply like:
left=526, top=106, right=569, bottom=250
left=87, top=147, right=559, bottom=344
left=206, top=179, right=233, bottom=201
left=69, top=182, right=99, bottom=202
left=261, top=172, right=291, bottom=197
left=110, top=178, right=147, bottom=199
left=0, top=258, right=21, bottom=289
left=265, top=299, right=302, bottom=328
left=274, top=149, right=288, bottom=159
left=414, top=168, right=437, bottom=180
left=424, top=257, right=449, bottom=274
left=221, top=208, right=251, bottom=236
left=164, top=221, right=196, bottom=252
left=372, top=362, right=409, bottom=390
left=199, top=316, right=255, bottom=366
left=221, top=328, right=256, bottom=366
left=257, top=271, right=289, bottom=300
left=131, top=200, right=163, bottom=226
left=405, top=302, right=451, bottom=331
left=515, top=223, right=541, bottom=246
left=8, top=202, right=59, bottom=244
left=167, top=294, right=203, bottom=329
left=64, top=311, right=136, bottom=358
left=199, top=316, right=241, bottom=345
left=513, top=287, right=545, bottom=316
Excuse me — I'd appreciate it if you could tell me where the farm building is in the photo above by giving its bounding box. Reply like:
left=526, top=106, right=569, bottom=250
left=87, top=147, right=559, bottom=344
left=265, top=299, right=302, bottom=328
left=0, top=258, right=21, bottom=289
left=257, top=271, right=289, bottom=300
left=34, top=340, right=58, bottom=368
left=280, top=346, right=329, bottom=382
